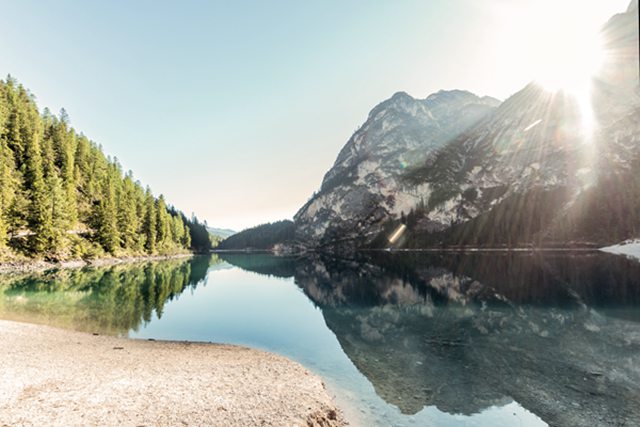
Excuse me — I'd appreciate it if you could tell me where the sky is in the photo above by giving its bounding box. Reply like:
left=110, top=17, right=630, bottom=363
left=0, top=0, right=630, bottom=231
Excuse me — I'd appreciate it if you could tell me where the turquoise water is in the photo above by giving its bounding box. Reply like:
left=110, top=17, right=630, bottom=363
left=129, top=265, right=543, bottom=426
left=2, top=252, right=639, bottom=426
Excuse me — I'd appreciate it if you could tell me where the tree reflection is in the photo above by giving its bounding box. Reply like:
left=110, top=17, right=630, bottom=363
left=0, top=255, right=215, bottom=334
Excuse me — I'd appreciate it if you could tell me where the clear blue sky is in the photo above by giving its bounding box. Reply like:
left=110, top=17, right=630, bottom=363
left=0, top=0, right=628, bottom=230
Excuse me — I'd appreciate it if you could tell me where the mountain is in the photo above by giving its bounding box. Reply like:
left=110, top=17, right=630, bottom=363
left=288, top=1, right=639, bottom=251
left=208, top=227, right=236, bottom=248
left=601, top=0, right=640, bottom=90
left=391, top=1, right=640, bottom=248
left=294, top=90, right=500, bottom=249
left=207, top=227, right=236, bottom=239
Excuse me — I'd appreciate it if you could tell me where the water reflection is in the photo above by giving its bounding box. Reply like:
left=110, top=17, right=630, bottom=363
left=0, top=256, right=212, bottom=334
left=220, top=251, right=640, bottom=427
left=1, top=251, right=639, bottom=426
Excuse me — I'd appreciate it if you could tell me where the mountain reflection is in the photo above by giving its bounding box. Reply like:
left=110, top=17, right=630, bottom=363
left=220, top=251, right=640, bottom=427
left=0, top=256, right=213, bottom=335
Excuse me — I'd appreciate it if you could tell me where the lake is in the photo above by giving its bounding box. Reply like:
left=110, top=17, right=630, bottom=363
left=1, top=252, right=639, bottom=426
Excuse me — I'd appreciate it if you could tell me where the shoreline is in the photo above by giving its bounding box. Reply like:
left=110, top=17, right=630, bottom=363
left=0, top=253, right=197, bottom=275
left=0, top=319, right=347, bottom=427
left=213, top=246, right=604, bottom=255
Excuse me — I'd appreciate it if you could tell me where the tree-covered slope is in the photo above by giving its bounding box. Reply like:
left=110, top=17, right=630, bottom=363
left=217, top=220, right=294, bottom=250
left=0, top=76, right=211, bottom=260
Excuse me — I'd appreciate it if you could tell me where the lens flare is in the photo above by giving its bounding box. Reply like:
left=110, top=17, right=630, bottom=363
left=388, top=224, right=407, bottom=244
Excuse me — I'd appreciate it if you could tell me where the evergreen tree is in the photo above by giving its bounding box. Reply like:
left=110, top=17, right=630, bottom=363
left=143, top=188, right=157, bottom=254
left=183, top=223, right=191, bottom=248
left=41, top=117, right=72, bottom=252
left=52, top=109, right=78, bottom=226
left=170, top=215, right=185, bottom=247
left=155, top=195, right=169, bottom=250
left=0, top=141, right=12, bottom=248
left=14, top=85, right=53, bottom=253
left=117, top=173, right=140, bottom=251
left=94, top=164, right=119, bottom=253
left=0, top=84, right=12, bottom=248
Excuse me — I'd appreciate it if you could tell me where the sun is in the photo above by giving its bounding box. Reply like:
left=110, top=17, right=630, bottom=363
left=521, top=1, right=612, bottom=142
left=533, top=31, right=604, bottom=96
left=492, top=0, right=628, bottom=141
left=536, top=34, right=603, bottom=139
left=497, top=0, right=619, bottom=93
left=523, top=1, right=607, bottom=93
left=534, top=28, right=604, bottom=142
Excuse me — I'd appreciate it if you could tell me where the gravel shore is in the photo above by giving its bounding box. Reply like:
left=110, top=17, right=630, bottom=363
left=0, top=320, right=347, bottom=427
left=0, top=253, right=194, bottom=275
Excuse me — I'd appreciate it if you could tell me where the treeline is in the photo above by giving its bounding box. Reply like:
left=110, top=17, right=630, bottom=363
left=0, top=76, right=211, bottom=260
left=217, top=220, right=295, bottom=250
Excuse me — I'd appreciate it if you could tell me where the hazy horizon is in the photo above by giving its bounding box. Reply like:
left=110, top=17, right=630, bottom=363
left=0, top=0, right=629, bottom=231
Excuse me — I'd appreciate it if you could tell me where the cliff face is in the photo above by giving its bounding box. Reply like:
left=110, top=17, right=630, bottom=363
left=293, top=91, right=500, bottom=248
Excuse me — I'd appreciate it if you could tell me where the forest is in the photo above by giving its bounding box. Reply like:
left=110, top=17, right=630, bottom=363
left=0, top=76, right=211, bottom=260
left=217, top=220, right=295, bottom=250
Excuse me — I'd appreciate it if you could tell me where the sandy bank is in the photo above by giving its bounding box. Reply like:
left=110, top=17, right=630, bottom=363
left=0, top=320, right=346, bottom=427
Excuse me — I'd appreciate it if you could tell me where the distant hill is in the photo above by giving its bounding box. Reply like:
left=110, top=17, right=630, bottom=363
left=207, top=227, right=236, bottom=239
left=217, top=221, right=295, bottom=250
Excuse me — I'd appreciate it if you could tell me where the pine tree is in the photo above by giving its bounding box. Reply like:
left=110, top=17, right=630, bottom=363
left=53, top=109, right=78, bottom=226
left=42, top=130, right=70, bottom=253
left=94, top=164, right=119, bottom=253
left=155, top=195, right=169, bottom=250
left=133, top=182, right=147, bottom=252
left=0, top=84, right=11, bottom=248
left=0, top=141, right=12, bottom=248
left=170, top=215, right=185, bottom=248
left=13, top=85, right=53, bottom=254
left=183, top=223, right=191, bottom=248
left=117, top=173, right=139, bottom=251
left=143, top=188, right=157, bottom=254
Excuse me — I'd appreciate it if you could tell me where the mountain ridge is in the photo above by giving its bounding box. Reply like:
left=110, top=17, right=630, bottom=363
left=294, top=89, right=501, bottom=248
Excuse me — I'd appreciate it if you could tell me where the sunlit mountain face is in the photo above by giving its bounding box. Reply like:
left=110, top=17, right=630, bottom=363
left=288, top=1, right=640, bottom=252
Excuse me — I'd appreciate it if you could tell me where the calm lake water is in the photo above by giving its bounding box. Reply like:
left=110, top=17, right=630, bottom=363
left=1, top=252, right=639, bottom=426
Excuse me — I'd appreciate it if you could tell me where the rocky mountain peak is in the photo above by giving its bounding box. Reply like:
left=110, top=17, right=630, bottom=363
left=294, top=88, right=501, bottom=246
left=390, top=90, right=413, bottom=101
